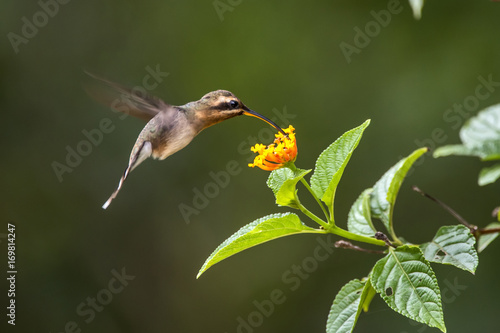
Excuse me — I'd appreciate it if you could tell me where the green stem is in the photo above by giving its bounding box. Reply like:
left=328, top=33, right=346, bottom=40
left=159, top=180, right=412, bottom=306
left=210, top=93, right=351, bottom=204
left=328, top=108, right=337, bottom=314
left=388, top=206, right=403, bottom=245
left=287, top=163, right=386, bottom=247
left=299, top=178, right=330, bottom=222
left=288, top=162, right=330, bottom=222
left=297, top=201, right=386, bottom=247
left=297, top=202, right=331, bottom=230
left=329, top=226, right=387, bottom=247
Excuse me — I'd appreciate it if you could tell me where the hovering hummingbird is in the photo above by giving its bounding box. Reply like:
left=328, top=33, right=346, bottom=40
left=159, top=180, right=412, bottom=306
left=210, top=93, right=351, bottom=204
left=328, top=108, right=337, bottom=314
left=85, top=74, right=285, bottom=209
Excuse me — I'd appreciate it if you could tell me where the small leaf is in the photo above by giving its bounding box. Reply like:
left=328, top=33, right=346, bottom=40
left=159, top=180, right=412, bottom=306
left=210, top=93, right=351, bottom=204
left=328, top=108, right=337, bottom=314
left=326, top=278, right=374, bottom=333
left=267, top=167, right=311, bottom=209
left=434, top=104, right=500, bottom=161
left=460, top=103, right=500, bottom=147
left=478, top=222, right=500, bottom=253
left=370, top=246, right=446, bottom=332
left=310, top=120, right=370, bottom=217
left=348, top=188, right=376, bottom=237
left=409, top=0, right=424, bottom=20
left=360, top=279, right=376, bottom=313
left=370, top=148, right=428, bottom=235
left=420, top=225, right=478, bottom=274
left=197, top=213, right=318, bottom=278
left=267, top=167, right=294, bottom=194
left=433, top=144, right=472, bottom=158
left=478, top=163, right=500, bottom=186
left=434, top=142, right=500, bottom=160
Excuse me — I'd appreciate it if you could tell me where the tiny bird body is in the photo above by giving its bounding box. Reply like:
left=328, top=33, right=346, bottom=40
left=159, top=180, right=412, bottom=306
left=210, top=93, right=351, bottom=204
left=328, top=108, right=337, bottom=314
left=85, top=74, right=284, bottom=209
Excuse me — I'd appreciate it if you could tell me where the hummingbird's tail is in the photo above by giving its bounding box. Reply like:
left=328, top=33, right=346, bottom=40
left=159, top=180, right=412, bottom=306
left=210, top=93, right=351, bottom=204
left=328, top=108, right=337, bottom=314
left=102, top=168, right=130, bottom=209
left=102, top=141, right=153, bottom=209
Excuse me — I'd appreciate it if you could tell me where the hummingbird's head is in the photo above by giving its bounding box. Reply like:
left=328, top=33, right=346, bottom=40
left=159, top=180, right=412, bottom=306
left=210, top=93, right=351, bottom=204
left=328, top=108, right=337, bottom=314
left=198, top=90, right=285, bottom=135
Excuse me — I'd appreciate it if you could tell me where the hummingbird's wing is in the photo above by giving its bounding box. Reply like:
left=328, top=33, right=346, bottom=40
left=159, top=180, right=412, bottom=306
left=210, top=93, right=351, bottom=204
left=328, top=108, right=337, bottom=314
left=84, top=71, right=171, bottom=121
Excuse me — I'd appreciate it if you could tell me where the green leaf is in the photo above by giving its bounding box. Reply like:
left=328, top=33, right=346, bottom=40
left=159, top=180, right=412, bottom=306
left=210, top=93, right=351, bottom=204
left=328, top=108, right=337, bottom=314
left=326, top=278, right=374, bottom=333
left=370, top=148, right=428, bottom=236
left=197, top=213, right=318, bottom=278
left=310, top=120, right=370, bottom=218
left=409, top=0, right=424, bottom=20
left=478, top=222, right=500, bottom=253
left=267, top=167, right=295, bottom=194
left=434, top=104, right=500, bottom=161
left=478, top=163, right=500, bottom=186
left=434, top=142, right=500, bottom=160
left=347, top=188, right=376, bottom=237
left=420, top=225, right=478, bottom=274
left=460, top=103, right=500, bottom=147
left=433, top=144, right=475, bottom=158
left=361, top=279, right=376, bottom=313
left=370, top=246, right=446, bottom=332
left=267, top=167, right=311, bottom=209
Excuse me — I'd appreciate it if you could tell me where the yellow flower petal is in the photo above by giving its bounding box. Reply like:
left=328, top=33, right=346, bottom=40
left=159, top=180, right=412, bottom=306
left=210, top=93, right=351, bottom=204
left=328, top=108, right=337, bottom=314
left=248, top=125, right=298, bottom=171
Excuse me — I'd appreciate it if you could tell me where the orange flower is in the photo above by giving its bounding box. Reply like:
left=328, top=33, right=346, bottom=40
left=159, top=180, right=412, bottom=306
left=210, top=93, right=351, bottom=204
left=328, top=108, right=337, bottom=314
left=248, top=125, right=297, bottom=171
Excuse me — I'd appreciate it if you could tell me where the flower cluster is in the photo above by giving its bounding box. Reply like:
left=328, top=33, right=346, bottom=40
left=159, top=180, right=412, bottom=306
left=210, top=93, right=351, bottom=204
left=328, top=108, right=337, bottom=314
left=248, top=125, right=297, bottom=171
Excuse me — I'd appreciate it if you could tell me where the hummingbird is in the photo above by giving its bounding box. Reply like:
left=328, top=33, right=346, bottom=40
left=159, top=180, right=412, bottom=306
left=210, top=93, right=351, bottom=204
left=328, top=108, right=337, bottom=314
left=84, top=73, right=285, bottom=209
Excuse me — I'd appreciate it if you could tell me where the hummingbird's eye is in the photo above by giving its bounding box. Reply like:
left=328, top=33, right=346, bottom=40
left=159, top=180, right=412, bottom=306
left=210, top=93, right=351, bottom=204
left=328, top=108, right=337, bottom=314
left=229, top=100, right=239, bottom=109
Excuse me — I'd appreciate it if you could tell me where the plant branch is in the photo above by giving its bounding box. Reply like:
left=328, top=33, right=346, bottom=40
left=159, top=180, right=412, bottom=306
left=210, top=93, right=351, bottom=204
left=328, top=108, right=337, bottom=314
left=477, top=227, right=500, bottom=235
left=334, top=240, right=385, bottom=254
left=386, top=208, right=403, bottom=245
left=299, top=178, right=330, bottom=222
left=296, top=200, right=386, bottom=247
left=297, top=202, right=331, bottom=230
left=329, top=225, right=387, bottom=247
left=287, top=163, right=330, bottom=222
left=412, top=186, right=475, bottom=231
left=375, top=231, right=397, bottom=248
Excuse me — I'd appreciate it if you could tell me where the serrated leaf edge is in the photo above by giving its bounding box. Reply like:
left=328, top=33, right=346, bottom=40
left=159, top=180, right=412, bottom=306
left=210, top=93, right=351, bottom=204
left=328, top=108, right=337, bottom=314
left=371, top=246, right=446, bottom=332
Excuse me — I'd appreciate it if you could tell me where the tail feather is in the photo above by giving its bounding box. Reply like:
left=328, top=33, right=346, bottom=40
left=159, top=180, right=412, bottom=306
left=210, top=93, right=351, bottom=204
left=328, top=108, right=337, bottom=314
left=102, top=167, right=131, bottom=209
left=102, top=141, right=153, bottom=209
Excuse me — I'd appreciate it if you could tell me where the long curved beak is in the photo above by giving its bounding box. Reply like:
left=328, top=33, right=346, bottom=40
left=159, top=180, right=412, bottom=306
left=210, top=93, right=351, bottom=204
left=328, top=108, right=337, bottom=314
left=242, top=107, right=286, bottom=135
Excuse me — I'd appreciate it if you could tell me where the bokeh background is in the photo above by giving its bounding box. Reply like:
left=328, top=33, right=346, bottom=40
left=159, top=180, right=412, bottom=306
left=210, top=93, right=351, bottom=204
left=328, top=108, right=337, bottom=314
left=1, top=0, right=500, bottom=332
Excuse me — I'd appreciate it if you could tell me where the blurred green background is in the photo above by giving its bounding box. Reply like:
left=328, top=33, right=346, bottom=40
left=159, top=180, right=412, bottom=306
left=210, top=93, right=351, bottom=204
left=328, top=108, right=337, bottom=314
left=1, top=0, right=500, bottom=332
